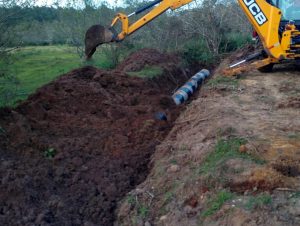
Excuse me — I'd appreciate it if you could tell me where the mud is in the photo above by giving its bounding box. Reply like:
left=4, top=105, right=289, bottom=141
left=0, top=49, right=188, bottom=226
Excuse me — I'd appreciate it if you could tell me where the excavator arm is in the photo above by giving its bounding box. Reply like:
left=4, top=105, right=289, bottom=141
left=110, top=0, right=193, bottom=41
left=85, top=0, right=192, bottom=59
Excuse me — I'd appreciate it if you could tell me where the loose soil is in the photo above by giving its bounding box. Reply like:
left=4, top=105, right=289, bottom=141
left=116, top=52, right=300, bottom=225
left=0, top=49, right=189, bottom=226
left=116, top=48, right=180, bottom=72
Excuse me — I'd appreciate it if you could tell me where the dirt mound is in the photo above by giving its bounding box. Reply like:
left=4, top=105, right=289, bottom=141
left=0, top=49, right=188, bottom=225
left=117, top=48, right=180, bottom=72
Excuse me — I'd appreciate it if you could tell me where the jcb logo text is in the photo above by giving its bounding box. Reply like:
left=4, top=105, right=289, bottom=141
left=243, top=0, right=268, bottom=26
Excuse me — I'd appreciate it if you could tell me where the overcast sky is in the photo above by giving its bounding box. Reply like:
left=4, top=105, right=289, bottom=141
left=35, top=0, right=123, bottom=7
left=34, top=0, right=198, bottom=9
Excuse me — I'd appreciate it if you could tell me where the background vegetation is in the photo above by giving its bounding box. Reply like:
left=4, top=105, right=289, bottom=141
left=0, top=0, right=252, bottom=106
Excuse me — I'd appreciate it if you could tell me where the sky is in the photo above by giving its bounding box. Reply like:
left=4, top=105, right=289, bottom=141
left=34, top=0, right=198, bottom=9
left=35, top=0, right=124, bottom=7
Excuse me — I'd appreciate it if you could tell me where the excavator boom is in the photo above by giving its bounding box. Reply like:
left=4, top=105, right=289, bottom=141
left=85, top=0, right=192, bottom=59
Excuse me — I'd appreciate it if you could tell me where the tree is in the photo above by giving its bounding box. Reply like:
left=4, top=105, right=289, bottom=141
left=0, top=0, right=36, bottom=106
left=0, top=1, right=36, bottom=52
left=180, top=0, right=250, bottom=56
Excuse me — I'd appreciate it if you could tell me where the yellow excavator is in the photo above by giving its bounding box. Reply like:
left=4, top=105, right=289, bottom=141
left=85, top=0, right=300, bottom=76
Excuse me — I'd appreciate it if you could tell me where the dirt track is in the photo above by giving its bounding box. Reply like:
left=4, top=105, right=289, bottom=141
left=0, top=49, right=188, bottom=226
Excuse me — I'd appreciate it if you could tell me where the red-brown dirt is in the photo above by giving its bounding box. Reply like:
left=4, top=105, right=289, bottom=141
left=117, top=48, right=180, bottom=72
left=0, top=49, right=188, bottom=226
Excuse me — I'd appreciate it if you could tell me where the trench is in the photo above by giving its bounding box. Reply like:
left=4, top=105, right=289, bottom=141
left=0, top=50, right=203, bottom=225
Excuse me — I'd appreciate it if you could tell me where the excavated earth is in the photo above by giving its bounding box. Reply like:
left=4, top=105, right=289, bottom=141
left=0, top=49, right=189, bottom=226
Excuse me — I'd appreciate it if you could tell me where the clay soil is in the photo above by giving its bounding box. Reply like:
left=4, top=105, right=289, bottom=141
left=0, top=49, right=188, bottom=226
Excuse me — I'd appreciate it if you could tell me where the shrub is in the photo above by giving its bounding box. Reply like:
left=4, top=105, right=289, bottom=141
left=221, top=32, right=252, bottom=53
left=181, top=39, right=215, bottom=66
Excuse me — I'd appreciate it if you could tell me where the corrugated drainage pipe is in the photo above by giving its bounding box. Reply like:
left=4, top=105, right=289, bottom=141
left=172, top=69, right=210, bottom=105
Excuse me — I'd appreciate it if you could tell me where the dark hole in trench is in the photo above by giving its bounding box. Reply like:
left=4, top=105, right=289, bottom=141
left=273, top=164, right=300, bottom=177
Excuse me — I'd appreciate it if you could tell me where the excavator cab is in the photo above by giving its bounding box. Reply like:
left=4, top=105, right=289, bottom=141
left=278, top=0, right=300, bottom=51
left=269, top=0, right=300, bottom=30
left=276, top=0, right=300, bottom=57
left=276, top=0, right=300, bottom=21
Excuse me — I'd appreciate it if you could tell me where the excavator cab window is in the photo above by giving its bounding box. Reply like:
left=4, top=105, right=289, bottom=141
left=274, top=0, right=300, bottom=21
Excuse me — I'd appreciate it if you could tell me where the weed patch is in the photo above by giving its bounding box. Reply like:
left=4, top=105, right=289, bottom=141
left=127, top=66, right=163, bottom=78
left=138, top=205, right=149, bottom=219
left=44, top=148, right=57, bottom=159
left=178, top=144, right=189, bottom=152
left=202, top=190, right=234, bottom=217
left=288, top=133, right=300, bottom=140
left=199, top=138, right=263, bottom=175
left=0, top=126, right=5, bottom=134
left=290, top=191, right=300, bottom=199
left=169, top=159, right=178, bottom=165
left=207, top=76, right=239, bottom=89
left=245, top=194, right=272, bottom=210
left=164, top=191, right=174, bottom=204
left=127, top=194, right=136, bottom=205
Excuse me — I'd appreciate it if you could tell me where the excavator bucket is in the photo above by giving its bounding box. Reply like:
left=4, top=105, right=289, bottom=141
left=85, top=25, right=114, bottom=59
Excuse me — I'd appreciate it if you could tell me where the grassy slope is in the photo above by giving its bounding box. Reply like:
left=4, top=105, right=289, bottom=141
left=0, top=45, right=114, bottom=106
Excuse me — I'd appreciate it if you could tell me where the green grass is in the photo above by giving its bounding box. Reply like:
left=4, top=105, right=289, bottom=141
left=245, top=194, right=272, bottom=210
left=138, top=205, right=149, bottom=219
left=0, top=45, right=119, bottom=107
left=290, top=191, right=300, bottom=199
left=0, top=126, right=5, bottom=134
left=207, top=76, right=239, bottom=89
left=127, top=65, right=163, bottom=78
left=199, top=138, right=264, bottom=175
left=127, top=194, right=136, bottom=205
left=288, top=133, right=300, bottom=140
left=202, top=190, right=234, bottom=217
left=43, top=147, right=57, bottom=159
left=163, top=191, right=174, bottom=204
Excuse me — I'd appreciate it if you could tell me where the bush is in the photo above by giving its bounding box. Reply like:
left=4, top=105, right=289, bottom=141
left=221, top=33, right=252, bottom=53
left=0, top=53, right=19, bottom=107
left=181, top=39, right=215, bottom=66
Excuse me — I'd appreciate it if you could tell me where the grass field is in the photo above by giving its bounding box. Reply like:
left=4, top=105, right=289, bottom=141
left=0, top=45, right=119, bottom=107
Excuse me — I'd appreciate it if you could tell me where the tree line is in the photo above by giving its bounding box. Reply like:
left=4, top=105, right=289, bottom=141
left=1, top=0, right=252, bottom=58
